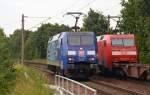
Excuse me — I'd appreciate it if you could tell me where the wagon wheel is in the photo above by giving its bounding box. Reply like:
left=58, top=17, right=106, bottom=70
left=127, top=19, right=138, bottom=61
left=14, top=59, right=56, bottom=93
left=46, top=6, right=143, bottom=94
left=119, top=69, right=127, bottom=79
left=140, top=71, right=148, bottom=80
left=115, top=68, right=127, bottom=79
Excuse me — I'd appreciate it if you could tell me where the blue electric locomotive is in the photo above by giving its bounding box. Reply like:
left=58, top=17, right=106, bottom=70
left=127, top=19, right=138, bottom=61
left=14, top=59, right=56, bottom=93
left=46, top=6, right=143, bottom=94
left=47, top=32, right=98, bottom=78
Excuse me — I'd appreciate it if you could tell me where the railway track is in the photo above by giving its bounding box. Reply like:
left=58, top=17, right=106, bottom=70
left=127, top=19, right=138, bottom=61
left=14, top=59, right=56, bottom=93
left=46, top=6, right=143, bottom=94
left=93, top=75, right=150, bottom=94
left=24, top=61, right=149, bottom=95
left=24, top=60, right=53, bottom=73
left=83, top=81, right=112, bottom=95
left=86, top=79, right=144, bottom=95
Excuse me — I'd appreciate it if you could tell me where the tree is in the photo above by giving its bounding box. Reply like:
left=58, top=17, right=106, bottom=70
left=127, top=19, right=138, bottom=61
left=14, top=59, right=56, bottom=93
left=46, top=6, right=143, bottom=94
left=0, top=27, right=15, bottom=94
left=25, top=23, right=70, bottom=59
left=9, top=29, right=31, bottom=59
left=83, top=8, right=108, bottom=35
left=120, top=0, right=150, bottom=63
left=24, top=32, right=37, bottom=59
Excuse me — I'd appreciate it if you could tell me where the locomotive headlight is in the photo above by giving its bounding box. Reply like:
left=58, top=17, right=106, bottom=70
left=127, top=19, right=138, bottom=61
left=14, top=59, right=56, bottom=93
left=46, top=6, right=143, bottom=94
left=87, top=51, right=95, bottom=55
left=68, top=58, right=72, bottom=61
left=68, top=58, right=75, bottom=63
left=91, top=58, right=95, bottom=61
left=89, top=58, right=95, bottom=61
left=68, top=51, right=76, bottom=55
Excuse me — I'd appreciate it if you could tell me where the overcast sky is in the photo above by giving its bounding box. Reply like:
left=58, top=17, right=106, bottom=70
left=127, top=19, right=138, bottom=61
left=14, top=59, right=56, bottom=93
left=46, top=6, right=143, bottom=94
left=0, top=0, right=122, bottom=36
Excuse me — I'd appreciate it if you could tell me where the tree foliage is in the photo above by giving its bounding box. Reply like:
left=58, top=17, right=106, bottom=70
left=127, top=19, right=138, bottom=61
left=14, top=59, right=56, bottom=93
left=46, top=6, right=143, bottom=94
left=120, top=0, right=150, bottom=63
left=0, top=27, right=15, bottom=94
left=83, top=8, right=108, bottom=35
left=9, top=29, right=31, bottom=59
left=25, top=23, right=70, bottom=59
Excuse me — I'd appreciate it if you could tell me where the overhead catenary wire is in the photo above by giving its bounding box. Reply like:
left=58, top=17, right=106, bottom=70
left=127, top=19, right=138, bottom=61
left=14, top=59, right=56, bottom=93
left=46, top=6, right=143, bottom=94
left=49, top=0, right=86, bottom=26
left=51, top=0, right=85, bottom=19
left=26, top=0, right=85, bottom=31
left=59, top=0, right=97, bottom=25
left=25, top=0, right=97, bottom=31
left=25, top=16, right=51, bottom=19
left=26, top=0, right=117, bottom=31
left=77, top=0, right=97, bottom=11
left=27, top=17, right=51, bottom=30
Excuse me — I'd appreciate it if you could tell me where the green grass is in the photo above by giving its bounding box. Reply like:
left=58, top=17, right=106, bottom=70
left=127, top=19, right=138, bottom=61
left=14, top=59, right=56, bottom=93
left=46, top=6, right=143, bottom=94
left=8, top=64, right=54, bottom=95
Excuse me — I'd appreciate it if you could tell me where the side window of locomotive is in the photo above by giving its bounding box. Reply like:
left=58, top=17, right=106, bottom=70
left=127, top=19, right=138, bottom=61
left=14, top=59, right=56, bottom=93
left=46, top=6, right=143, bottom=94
left=58, top=39, right=61, bottom=48
left=47, top=42, right=51, bottom=58
left=112, top=38, right=123, bottom=46
left=103, top=40, right=106, bottom=47
left=49, top=42, right=55, bottom=60
left=100, top=36, right=104, bottom=40
left=48, top=42, right=52, bottom=53
left=55, top=40, right=59, bottom=49
left=55, top=40, right=61, bottom=59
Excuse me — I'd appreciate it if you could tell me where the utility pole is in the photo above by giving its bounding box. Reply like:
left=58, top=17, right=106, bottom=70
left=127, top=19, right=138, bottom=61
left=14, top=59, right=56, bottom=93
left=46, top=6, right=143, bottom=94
left=21, top=14, right=24, bottom=65
left=21, top=14, right=50, bottom=65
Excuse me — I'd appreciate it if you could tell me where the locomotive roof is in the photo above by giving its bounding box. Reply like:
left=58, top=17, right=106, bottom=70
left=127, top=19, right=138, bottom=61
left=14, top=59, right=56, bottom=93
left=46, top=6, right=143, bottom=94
left=102, top=34, right=134, bottom=37
left=97, top=34, right=135, bottom=41
left=49, top=32, right=95, bottom=42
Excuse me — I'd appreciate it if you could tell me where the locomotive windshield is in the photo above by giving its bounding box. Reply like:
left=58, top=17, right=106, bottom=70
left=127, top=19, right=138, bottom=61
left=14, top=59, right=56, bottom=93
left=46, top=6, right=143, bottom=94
left=68, top=35, right=94, bottom=46
left=112, top=38, right=135, bottom=46
left=68, top=36, right=80, bottom=45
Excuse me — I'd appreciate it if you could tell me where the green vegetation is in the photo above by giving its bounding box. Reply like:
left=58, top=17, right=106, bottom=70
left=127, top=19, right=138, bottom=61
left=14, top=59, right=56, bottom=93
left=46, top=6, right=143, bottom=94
left=9, top=29, right=31, bottom=59
left=8, top=64, right=54, bottom=95
left=9, top=23, right=70, bottom=60
left=0, top=27, right=16, bottom=95
left=83, top=8, right=108, bottom=35
left=120, top=0, right=150, bottom=63
left=0, top=27, right=53, bottom=94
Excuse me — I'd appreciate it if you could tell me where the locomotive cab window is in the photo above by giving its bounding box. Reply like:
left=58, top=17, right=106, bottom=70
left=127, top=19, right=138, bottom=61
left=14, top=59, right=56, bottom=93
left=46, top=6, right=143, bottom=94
left=68, top=36, right=80, bottom=46
left=123, top=38, right=135, bottom=46
left=81, top=36, right=94, bottom=45
left=111, top=38, right=135, bottom=47
left=68, top=35, right=94, bottom=46
left=112, top=38, right=123, bottom=46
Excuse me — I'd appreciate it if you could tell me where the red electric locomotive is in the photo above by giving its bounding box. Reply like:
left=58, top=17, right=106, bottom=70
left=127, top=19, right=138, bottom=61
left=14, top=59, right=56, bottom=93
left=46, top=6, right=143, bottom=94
left=97, top=34, right=140, bottom=76
left=97, top=34, right=150, bottom=79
